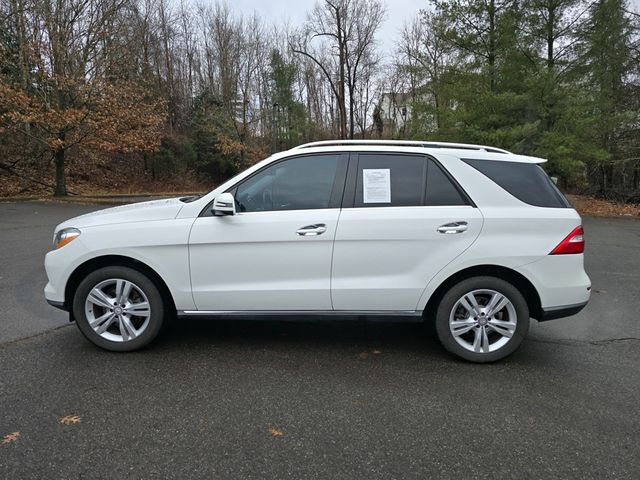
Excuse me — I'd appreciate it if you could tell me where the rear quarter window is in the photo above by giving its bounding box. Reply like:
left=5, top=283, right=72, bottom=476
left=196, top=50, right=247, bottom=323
left=425, top=159, right=469, bottom=206
left=462, top=159, right=571, bottom=208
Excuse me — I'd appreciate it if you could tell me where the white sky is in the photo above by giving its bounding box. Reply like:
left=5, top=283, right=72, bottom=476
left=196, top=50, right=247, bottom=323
left=231, top=0, right=424, bottom=54
left=230, top=0, right=640, bottom=56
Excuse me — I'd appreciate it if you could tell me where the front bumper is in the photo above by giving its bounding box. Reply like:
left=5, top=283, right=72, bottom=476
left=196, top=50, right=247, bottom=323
left=44, top=237, right=89, bottom=306
left=47, top=297, right=75, bottom=322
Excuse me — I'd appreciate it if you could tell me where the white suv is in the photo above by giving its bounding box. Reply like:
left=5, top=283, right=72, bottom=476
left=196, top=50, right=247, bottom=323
left=45, top=140, right=591, bottom=362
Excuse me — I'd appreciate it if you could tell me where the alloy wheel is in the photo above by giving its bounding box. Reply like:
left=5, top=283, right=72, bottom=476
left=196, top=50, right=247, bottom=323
left=85, top=278, right=151, bottom=342
left=449, top=289, right=517, bottom=354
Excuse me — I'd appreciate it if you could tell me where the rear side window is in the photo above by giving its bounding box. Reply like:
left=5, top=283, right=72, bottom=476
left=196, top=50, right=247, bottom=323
left=354, top=154, right=425, bottom=207
left=462, top=159, right=571, bottom=208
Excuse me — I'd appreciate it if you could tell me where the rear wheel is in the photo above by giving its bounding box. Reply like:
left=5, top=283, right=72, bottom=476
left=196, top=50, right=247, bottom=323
left=73, top=266, right=165, bottom=351
left=435, top=276, right=529, bottom=362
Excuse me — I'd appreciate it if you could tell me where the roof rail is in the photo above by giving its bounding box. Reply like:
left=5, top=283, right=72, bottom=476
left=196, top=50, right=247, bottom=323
left=291, top=139, right=511, bottom=154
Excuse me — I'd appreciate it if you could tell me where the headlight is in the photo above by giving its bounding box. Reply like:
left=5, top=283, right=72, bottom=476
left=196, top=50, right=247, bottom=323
left=53, top=228, right=81, bottom=249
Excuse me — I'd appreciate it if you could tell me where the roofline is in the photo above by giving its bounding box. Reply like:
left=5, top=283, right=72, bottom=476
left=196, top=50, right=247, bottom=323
left=291, top=140, right=512, bottom=154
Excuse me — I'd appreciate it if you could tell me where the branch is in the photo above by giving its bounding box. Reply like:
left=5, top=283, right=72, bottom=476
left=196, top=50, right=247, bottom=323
left=0, top=162, right=78, bottom=195
left=290, top=44, right=341, bottom=103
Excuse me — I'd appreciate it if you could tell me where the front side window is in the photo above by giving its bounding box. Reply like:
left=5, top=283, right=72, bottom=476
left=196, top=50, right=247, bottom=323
left=235, top=154, right=340, bottom=212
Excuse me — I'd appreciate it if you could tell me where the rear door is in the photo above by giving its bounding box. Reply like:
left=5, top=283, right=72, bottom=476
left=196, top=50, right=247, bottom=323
left=331, top=153, right=483, bottom=311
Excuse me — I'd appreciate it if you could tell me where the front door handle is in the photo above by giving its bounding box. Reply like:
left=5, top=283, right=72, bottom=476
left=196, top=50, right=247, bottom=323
left=437, top=221, right=468, bottom=234
left=296, top=224, right=327, bottom=236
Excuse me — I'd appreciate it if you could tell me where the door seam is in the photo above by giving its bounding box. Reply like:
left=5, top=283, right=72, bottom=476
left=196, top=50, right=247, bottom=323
left=329, top=208, right=343, bottom=310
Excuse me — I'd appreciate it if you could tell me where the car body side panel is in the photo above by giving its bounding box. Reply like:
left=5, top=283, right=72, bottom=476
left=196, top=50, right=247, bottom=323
left=414, top=208, right=590, bottom=312
left=188, top=209, right=340, bottom=310
left=331, top=206, right=483, bottom=310
left=44, top=218, right=196, bottom=310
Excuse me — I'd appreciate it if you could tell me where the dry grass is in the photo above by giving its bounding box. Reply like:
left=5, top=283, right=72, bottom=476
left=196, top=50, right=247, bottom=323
left=567, top=194, right=640, bottom=218
left=0, top=155, right=211, bottom=198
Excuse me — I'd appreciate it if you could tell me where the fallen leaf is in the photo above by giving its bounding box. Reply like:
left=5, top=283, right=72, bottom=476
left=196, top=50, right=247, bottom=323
left=566, top=195, right=640, bottom=218
left=2, top=432, right=20, bottom=445
left=359, top=349, right=382, bottom=359
left=268, top=426, right=284, bottom=438
left=59, top=415, right=81, bottom=425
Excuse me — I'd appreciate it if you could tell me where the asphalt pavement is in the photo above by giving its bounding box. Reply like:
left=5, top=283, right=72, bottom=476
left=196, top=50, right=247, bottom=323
left=0, top=201, right=639, bottom=479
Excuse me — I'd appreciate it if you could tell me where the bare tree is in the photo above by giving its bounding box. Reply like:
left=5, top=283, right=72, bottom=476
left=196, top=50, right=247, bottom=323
left=291, top=0, right=385, bottom=139
left=344, top=0, right=385, bottom=137
left=396, top=10, right=456, bottom=131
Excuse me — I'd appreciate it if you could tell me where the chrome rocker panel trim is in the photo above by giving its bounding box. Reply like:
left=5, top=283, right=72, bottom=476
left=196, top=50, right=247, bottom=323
left=178, top=310, right=422, bottom=319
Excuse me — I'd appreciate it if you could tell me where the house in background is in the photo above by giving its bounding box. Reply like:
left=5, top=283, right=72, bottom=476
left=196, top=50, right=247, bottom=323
left=378, top=91, right=438, bottom=137
left=379, top=92, right=412, bottom=135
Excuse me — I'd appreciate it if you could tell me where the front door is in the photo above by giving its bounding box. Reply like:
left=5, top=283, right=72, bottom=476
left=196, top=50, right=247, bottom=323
left=189, top=153, right=347, bottom=311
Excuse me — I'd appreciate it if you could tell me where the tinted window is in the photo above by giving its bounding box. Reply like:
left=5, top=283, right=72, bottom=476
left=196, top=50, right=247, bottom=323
left=236, top=155, right=339, bottom=212
left=425, top=159, right=468, bottom=206
left=354, top=154, right=425, bottom=207
left=462, top=159, right=571, bottom=208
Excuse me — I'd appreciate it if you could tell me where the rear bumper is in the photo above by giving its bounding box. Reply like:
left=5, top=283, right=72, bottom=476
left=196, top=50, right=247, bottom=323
left=46, top=298, right=68, bottom=311
left=539, top=301, right=588, bottom=322
left=515, top=254, right=591, bottom=317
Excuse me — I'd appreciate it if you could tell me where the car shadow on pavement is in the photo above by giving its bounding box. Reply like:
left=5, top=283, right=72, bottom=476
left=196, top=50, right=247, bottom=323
left=153, top=316, right=454, bottom=359
left=150, top=316, right=562, bottom=368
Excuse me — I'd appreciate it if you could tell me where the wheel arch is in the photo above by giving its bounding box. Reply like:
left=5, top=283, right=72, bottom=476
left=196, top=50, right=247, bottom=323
left=423, top=265, right=543, bottom=321
left=65, top=255, right=177, bottom=317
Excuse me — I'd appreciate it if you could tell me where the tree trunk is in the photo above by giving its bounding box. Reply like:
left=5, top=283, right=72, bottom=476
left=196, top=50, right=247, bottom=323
left=336, top=8, right=347, bottom=139
left=54, top=147, right=67, bottom=196
left=487, top=0, right=496, bottom=93
left=544, top=4, right=556, bottom=131
left=349, top=92, right=355, bottom=139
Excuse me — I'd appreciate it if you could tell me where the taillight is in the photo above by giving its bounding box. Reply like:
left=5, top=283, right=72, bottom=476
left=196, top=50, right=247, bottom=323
left=550, top=226, right=584, bottom=255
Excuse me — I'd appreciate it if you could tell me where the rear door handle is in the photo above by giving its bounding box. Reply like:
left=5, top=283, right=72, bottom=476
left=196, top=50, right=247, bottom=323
left=296, top=224, right=327, bottom=236
left=437, top=221, right=468, bottom=234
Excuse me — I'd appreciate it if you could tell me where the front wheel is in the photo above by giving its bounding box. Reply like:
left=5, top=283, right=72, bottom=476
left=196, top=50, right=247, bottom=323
left=73, top=266, right=165, bottom=351
left=435, top=276, right=529, bottom=363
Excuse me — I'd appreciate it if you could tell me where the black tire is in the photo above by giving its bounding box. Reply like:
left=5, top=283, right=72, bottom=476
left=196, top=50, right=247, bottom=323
left=73, top=266, right=165, bottom=352
left=434, top=276, right=529, bottom=363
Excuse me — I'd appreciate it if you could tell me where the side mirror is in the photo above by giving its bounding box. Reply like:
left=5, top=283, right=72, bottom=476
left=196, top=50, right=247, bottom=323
left=212, top=192, right=236, bottom=216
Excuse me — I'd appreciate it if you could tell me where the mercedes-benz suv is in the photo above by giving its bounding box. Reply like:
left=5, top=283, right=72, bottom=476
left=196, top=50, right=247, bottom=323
left=45, top=140, right=591, bottom=362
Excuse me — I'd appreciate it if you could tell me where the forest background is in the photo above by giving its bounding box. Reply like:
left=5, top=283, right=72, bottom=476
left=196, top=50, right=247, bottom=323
left=1, top=0, right=639, bottom=203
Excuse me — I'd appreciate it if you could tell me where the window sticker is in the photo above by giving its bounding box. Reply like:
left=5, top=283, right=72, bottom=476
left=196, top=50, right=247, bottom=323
left=363, top=169, right=391, bottom=203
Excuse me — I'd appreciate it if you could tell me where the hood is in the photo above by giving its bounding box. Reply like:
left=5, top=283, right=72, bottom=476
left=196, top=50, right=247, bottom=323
left=55, top=197, right=187, bottom=231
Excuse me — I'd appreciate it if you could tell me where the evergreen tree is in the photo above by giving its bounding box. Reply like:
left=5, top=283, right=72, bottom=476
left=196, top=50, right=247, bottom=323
left=269, top=49, right=306, bottom=151
left=581, top=0, right=638, bottom=197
